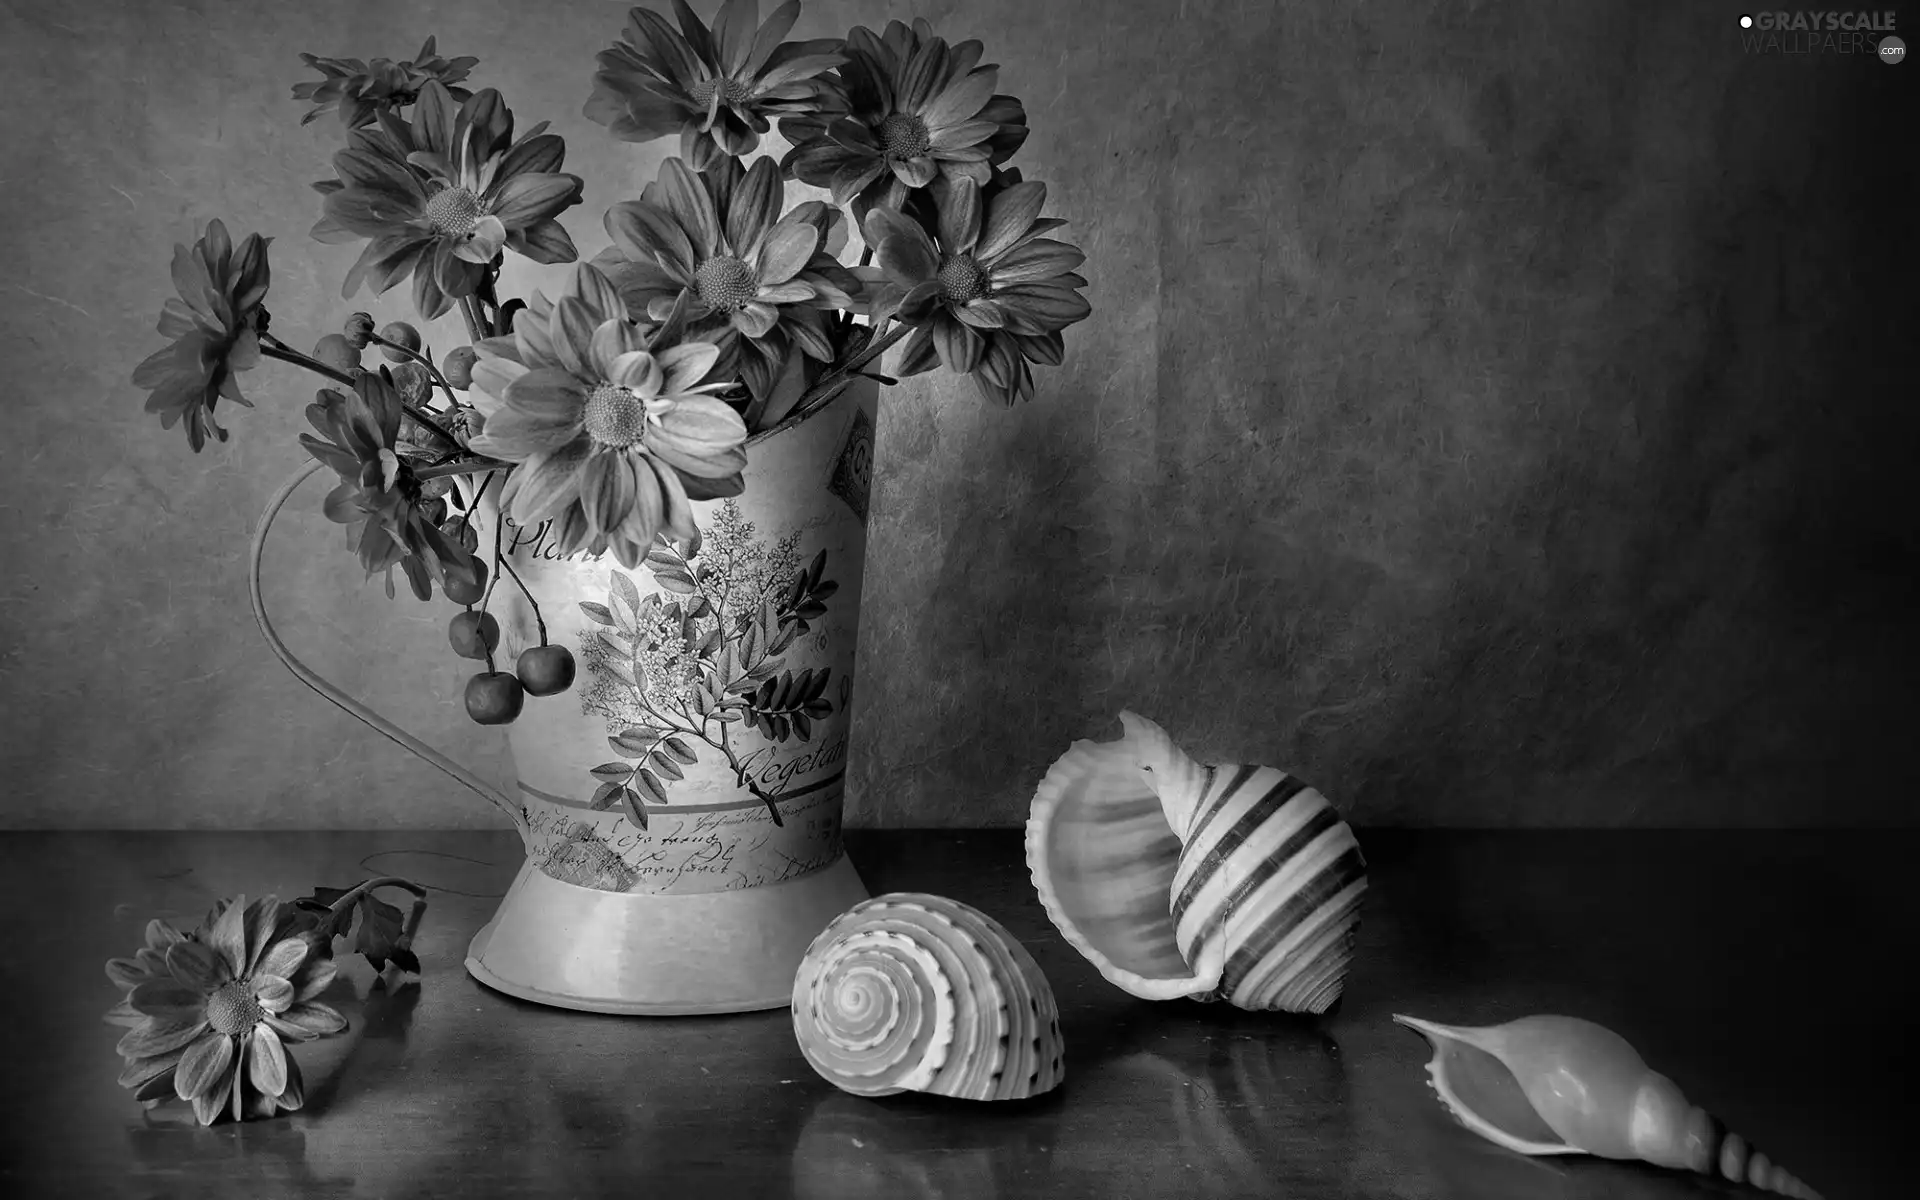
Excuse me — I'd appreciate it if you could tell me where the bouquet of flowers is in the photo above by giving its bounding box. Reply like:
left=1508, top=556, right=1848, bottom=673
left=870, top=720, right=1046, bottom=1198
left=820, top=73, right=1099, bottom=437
left=129, top=1, right=1091, bottom=728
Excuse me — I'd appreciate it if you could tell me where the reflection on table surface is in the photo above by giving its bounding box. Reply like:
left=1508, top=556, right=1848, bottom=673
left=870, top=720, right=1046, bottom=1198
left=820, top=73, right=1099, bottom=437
left=3, top=828, right=1910, bottom=1199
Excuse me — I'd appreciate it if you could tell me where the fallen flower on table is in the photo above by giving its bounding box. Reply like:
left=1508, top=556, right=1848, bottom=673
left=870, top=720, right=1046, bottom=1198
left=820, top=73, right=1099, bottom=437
left=105, top=878, right=429, bottom=1125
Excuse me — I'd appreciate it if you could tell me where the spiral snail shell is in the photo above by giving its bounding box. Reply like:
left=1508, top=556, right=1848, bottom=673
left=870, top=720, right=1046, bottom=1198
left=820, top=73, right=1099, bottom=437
left=791, top=892, right=1065, bottom=1101
left=1394, top=1013, right=1823, bottom=1199
left=1026, top=711, right=1367, bottom=1013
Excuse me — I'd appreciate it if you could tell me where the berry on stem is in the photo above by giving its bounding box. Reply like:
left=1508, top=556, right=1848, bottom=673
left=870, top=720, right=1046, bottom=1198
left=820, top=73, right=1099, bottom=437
left=464, top=672, right=524, bottom=725
left=443, top=559, right=487, bottom=606
left=516, top=645, right=576, bottom=697
left=378, top=321, right=422, bottom=363
left=449, top=610, right=499, bottom=660
left=313, top=333, right=360, bottom=373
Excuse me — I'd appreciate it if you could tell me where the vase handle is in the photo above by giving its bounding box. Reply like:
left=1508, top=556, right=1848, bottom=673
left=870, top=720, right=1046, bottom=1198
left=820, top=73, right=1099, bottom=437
left=249, top=461, right=526, bottom=832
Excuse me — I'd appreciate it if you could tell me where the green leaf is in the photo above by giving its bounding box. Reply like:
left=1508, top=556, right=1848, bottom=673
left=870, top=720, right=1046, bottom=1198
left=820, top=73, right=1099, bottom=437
left=806, top=549, right=827, bottom=590
left=632, top=768, right=669, bottom=804
left=579, top=602, right=616, bottom=626
left=611, top=729, right=657, bottom=755
left=803, top=667, right=831, bottom=702
left=811, top=580, right=839, bottom=602
left=686, top=594, right=711, bottom=619
left=621, top=787, right=649, bottom=830
left=606, top=658, right=638, bottom=688
left=792, top=711, right=812, bottom=741
left=611, top=571, right=642, bottom=623
left=654, top=570, right=696, bottom=594
left=739, top=622, right=761, bottom=665
left=590, top=762, right=636, bottom=780
left=769, top=626, right=798, bottom=655
left=754, top=677, right=778, bottom=710
left=589, top=781, right=623, bottom=810
left=648, top=750, right=684, bottom=781
left=597, top=629, right=632, bottom=655
left=295, top=883, right=419, bottom=974
left=662, top=736, right=698, bottom=764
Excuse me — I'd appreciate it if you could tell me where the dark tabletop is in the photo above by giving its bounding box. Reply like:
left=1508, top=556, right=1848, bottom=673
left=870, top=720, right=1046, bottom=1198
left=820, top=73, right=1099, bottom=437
left=2, top=828, right=1911, bottom=1200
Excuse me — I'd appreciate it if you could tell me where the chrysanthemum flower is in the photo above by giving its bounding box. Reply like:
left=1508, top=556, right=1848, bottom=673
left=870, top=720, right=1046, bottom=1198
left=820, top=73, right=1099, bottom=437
left=860, top=173, right=1089, bottom=405
left=464, top=262, right=747, bottom=568
left=313, top=81, right=584, bottom=320
left=301, top=371, right=482, bottom=601
left=594, top=155, right=860, bottom=403
left=292, top=36, right=480, bottom=130
left=130, top=219, right=271, bottom=452
left=113, top=896, right=345, bottom=1125
left=583, top=0, right=845, bottom=171
left=781, top=19, right=1028, bottom=223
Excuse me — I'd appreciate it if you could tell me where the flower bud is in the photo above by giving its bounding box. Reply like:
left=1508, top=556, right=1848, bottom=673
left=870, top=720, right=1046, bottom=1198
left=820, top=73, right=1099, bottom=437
left=389, top=361, right=433, bottom=406
left=442, top=345, right=479, bottom=389
left=378, top=321, right=423, bottom=362
left=343, top=312, right=376, bottom=349
left=312, top=333, right=360, bottom=373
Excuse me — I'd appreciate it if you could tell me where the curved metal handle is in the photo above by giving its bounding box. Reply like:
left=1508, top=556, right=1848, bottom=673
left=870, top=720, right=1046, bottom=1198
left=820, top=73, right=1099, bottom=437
left=249, top=461, right=526, bottom=833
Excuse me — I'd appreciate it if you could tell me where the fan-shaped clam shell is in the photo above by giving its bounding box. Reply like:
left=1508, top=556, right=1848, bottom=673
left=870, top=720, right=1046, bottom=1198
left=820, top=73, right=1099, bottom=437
left=1395, top=1013, right=1823, bottom=1198
left=791, top=892, right=1064, bottom=1101
left=1026, top=711, right=1366, bottom=1013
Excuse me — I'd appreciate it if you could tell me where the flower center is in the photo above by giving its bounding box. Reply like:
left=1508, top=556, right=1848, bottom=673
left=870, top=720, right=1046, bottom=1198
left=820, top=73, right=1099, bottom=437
left=936, top=254, right=988, bottom=304
left=206, top=981, right=263, bottom=1036
left=583, top=382, right=651, bottom=447
left=687, top=76, right=752, bottom=109
left=424, top=186, right=483, bottom=237
left=877, top=112, right=932, bottom=160
left=693, top=256, right=758, bottom=311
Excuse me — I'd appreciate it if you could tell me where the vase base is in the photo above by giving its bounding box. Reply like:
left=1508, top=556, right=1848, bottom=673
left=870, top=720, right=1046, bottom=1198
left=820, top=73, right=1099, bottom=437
left=464, top=853, right=870, bottom=1015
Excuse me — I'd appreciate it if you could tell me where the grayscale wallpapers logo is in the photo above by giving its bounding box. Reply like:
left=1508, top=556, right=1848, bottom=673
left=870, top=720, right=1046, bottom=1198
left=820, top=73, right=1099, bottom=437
left=1736, top=11, right=1904, bottom=60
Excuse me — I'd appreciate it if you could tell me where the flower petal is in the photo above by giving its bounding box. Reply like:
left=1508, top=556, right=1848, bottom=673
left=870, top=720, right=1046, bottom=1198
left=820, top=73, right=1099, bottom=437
left=864, top=208, right=938, bottom=283
left=985, top=236, right=1085, bottom=283
left=580, top=451, right=638, bottom=535
left=255, top=937, right=310, bottom=984
left=651, top=157, right=722, bottom=257
left=166, top=940, right=227, bottom=990
left=753, top=213, right=819, bottom=286
left=252, top=973, right=295, bottom=1014
left=106, top=957, right=149, bottom=989
left=609, top=350, right=665, bottom=395
left=647, top=453, right=698, bottom=541
left=118, top=1016, right=211, bottom=1058
left=921, top=67, right=998, bottom=129
left=453, top=214, right=507, bottom=263
left=645, top=397, right=748, bottom=477
left=145, top=919, right=188, bottom=950
left=976, top=180, right=1048, bottom=261
left=241, top=897, right=282, bottom=975
left=129, top=979, right=207, bottom=1021
left=890, top=156, right=939, bottom=189
left=938, top=177, right=983, bottom=254
left=293, top=956, right=338, bottom=1003
left=731, top=302, right=780, bottom=339
left=933, top=315, right=985, bottom=373
left=657, top=342, right=721, bottom=392
left=175, top=1032, right=236, bottom=1100
left=504, top=439, right=594, bottom=526
left=589, top=321, right=649, bottom=382
left=269, top=1001, right=350, bottom=1039
left=487, top=172, right=583, bottom=229
left=276, top=1054, right=308, bottom=1111
left=248, top=1025, right=289, bottom=1096
left=607, top=200, right=697, bottom=279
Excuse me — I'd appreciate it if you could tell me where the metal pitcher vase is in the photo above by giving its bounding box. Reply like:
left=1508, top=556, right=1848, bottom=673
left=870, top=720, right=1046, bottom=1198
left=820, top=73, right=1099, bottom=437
left=248, top=379, right=880, bottom=1014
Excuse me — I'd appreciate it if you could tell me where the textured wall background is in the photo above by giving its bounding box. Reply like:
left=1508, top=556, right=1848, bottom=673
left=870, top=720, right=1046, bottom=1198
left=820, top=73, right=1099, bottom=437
left=0, top=0, right=1912, bottom=830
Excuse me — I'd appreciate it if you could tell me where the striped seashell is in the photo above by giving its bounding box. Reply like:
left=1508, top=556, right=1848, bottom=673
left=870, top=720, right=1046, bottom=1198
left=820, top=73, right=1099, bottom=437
left=1026, top=710, right=1367, bottom=1013
left=1395, top=1014, right=1824, bottom=1198
left=791, top=892, right=1065, bottom=1101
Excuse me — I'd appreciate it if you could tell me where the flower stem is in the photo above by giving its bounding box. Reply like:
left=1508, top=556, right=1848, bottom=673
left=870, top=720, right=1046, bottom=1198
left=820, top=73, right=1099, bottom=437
left=417, top=456, right=515, bottom=482
left=261, top=340, right=355, bottom=386
left=324, top=876, right=429, bottom=915
left=458, top=295, right=488, bottom=345
left=367, top=332, right=463, bottom=409
left=261, top=336, right=462, bottom=451
left=496, top=554, right=547, bottom=644
left=762, top=322, right=910, bottom=437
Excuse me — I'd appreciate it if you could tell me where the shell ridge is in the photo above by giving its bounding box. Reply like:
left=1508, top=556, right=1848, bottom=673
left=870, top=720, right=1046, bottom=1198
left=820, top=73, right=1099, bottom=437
left=793, top=892, right=1064, bottom=1103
